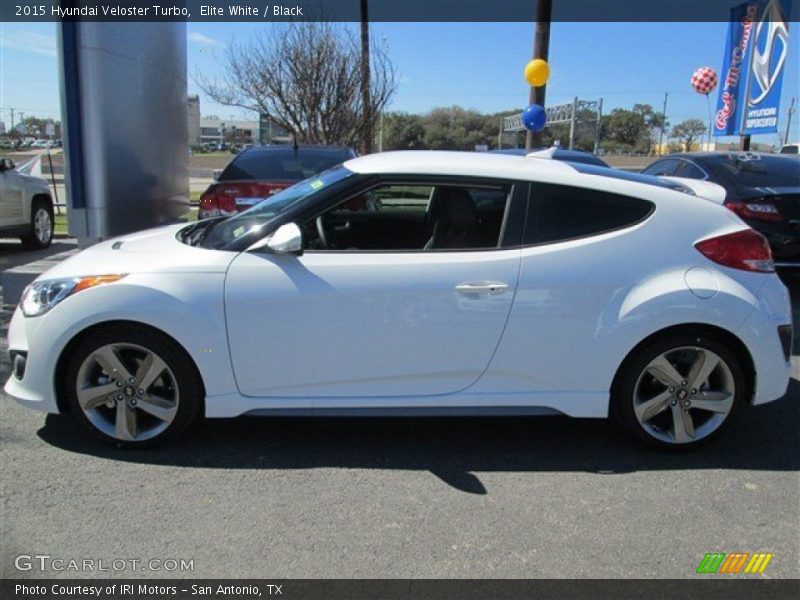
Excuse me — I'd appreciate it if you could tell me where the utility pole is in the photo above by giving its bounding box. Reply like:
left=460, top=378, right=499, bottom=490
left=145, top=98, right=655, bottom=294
left=9, top=107, right=14, bottom=131
left=657, top=92, right=669, bottom=156
left=526, top=0, right=552, bottom=150
left=360, top=0, right=373, bottom=154
left=784, top=96, right=796, bottom=146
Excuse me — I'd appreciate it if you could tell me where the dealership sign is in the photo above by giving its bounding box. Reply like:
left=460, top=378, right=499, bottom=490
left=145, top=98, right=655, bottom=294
left=713, top=0, right=792, bottom=137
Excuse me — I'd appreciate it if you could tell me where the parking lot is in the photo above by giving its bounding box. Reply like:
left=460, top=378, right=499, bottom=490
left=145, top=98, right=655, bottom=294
left=1, top=240, right=798, bottom=579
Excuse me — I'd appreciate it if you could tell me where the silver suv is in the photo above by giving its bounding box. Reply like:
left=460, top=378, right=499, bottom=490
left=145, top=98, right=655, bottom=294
left=0, top=157, right=54, bottom=249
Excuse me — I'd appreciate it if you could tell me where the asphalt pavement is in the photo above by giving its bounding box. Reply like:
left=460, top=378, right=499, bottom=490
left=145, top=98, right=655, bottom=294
left=1, top=240, right=798, bottom=579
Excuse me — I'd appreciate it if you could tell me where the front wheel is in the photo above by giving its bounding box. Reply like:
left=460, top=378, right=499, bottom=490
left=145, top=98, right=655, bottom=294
left=612, top=333, right=746, bottom=450
left=21, top=198, right=54, bottom=249
left=63, top=325, right=203, bottom=447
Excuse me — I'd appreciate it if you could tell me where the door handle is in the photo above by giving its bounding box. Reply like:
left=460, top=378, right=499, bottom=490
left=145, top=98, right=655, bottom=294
left=455, top=281, right=509, bottom=295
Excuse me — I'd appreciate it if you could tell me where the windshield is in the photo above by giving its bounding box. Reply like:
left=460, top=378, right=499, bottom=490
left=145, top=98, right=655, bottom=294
left=715, top=154, right=800, bottom=188
left=219, top=148, right=355, bottom=181
left=199, top=165, right=354, bottom=249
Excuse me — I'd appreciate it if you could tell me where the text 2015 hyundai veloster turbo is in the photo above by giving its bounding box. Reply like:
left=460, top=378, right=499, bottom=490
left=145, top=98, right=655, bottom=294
left=5, top=151, right=793, bottom=449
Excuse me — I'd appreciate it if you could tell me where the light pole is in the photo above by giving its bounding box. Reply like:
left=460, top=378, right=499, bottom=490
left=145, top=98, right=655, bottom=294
left=784, top=96, right=796, bottom=146
left=657, top=92, right=669, bottom=156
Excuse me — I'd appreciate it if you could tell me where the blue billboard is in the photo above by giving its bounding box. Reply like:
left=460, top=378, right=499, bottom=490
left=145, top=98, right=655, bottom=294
left=713, top=0, right=792, bottom=137
left=741, top=0, right=792, bottom=135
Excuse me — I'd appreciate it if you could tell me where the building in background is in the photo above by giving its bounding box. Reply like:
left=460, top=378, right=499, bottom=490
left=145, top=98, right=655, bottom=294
left=187, top=95, right=200, bottom=145
left=187, top=95, right=290, bottom=146
left=199, top=117, right=259, bottom=145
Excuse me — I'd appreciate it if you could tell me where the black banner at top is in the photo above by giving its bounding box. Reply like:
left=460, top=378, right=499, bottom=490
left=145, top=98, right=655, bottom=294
left=3, top=579, right=800, bottom=600
left=2, top=0, right=800, bottom=22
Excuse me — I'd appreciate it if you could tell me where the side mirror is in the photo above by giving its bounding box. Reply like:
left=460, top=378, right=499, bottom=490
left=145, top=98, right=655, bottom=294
left=249, top=222, right=303, bottom=255
left=0, top=158, right=14, bottom=172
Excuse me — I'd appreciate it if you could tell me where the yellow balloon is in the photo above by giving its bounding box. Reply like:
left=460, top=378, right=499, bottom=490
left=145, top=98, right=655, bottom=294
left=524, top=59, right=550, bottom=87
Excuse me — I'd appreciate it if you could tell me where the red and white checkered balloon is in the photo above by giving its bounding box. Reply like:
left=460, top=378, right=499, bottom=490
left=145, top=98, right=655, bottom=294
left=691, top=66, right=718, bottom=95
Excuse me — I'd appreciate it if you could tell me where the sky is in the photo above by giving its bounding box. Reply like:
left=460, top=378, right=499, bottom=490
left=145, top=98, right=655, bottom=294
left=1, top=20, right=798, bottom=145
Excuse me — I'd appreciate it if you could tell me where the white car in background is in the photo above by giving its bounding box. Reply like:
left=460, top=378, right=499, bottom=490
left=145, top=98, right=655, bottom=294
left=0, top=156, right=55, bottom=249
left=4, top=151, right=793, bottom=450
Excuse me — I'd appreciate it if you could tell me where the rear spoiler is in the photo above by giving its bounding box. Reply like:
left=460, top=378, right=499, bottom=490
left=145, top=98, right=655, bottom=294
left=658, top=176, right=727, bottom=204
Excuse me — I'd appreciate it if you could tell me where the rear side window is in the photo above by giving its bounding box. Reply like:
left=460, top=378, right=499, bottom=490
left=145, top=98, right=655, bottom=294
left=641, top=159, right=680, bottom=177
left=219, top=149, right=353, bottom=181
left=674, top=161, right=706, bottom=179
left=525, top=183, right=654, bottom=245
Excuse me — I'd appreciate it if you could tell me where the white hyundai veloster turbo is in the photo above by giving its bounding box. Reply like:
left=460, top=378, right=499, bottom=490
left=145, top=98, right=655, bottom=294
left=5, top=152, right=793, bottom=449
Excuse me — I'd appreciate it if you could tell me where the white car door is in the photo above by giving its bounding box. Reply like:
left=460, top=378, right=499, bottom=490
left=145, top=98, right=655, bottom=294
left=224, top=180, right=525, bottom=398
left=0, top=161, right=25, bottom=226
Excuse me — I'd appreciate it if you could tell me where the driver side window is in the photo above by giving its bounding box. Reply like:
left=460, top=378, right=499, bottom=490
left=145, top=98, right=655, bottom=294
left=303, top=182, right=511, bottom=252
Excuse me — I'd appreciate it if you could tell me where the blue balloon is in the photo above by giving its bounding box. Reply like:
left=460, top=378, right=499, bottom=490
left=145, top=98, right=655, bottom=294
left=522, top=104, right=547, bottom=132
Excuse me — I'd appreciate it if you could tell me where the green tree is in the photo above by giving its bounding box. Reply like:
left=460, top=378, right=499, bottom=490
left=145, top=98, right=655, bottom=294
left=421, top=106, right=497, bottom=151
left=383, top=112, right=427, bottom=149
left=671, top=118, right=707, bottom=151
left=632, top=103, right=668, bottom=154
left=602, top=108, right=646, bottom=152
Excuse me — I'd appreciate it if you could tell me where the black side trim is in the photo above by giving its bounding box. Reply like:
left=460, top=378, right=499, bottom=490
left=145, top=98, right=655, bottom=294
left=778, top=324, right=793, bottom=362
left=243, top=406, right=564, bottom=418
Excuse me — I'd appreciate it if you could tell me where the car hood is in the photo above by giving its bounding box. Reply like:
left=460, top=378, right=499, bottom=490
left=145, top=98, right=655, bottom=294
left=16, top=171, right=50, bottom=190
left=39, top=224, right=238, bottom=281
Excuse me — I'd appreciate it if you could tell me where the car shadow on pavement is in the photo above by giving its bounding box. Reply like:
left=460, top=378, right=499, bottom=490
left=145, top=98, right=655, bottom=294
left=37, top=379, right=799, bottom=494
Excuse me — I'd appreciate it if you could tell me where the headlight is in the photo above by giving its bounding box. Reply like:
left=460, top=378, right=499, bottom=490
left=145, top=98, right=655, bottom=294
left=21, top=275, right=126, bottom=317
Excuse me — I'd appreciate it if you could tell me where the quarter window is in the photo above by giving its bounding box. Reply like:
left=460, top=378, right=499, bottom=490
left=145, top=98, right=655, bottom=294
left=525, top=183, right=654, bottom=245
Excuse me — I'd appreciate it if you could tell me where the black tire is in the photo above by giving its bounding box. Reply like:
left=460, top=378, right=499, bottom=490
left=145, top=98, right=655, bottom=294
left=63, top=324, right=204, bottom=448
left=611, top=332, right=746, bottom=451
left=20, top=197, right=54, bottom=250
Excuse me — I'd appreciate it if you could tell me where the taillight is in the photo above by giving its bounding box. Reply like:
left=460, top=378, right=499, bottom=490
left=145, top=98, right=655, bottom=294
left=725, top=199, right=783, bottom=222
left=695, top=229, right=775, bottom=273
left=197, top=181, right=291, bottom=219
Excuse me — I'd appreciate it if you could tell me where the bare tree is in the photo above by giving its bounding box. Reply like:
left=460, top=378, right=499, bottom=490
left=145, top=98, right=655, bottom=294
left=196, top=23, right=396, bottom=148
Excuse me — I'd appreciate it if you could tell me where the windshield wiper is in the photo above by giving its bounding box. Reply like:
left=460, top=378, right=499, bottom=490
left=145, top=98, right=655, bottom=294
left=180, top=217, right=225, bottom=246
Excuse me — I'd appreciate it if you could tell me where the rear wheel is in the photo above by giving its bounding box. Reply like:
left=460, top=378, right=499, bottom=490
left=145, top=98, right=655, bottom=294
left=21, top=197, right=54, bottom=249
left=63, top=325, right=203, bottom=447
left=613, top=333, right=745, bottom=450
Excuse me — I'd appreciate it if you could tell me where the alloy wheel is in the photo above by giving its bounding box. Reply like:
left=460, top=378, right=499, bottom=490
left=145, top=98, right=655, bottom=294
left=633, top=346, right=735, bottom=445
left=34, top=207, right=52, bottom=245
left=75, top=343, right=180, bottom=442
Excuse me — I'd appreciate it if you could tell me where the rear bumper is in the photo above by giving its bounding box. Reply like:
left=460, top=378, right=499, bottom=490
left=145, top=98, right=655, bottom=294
left=736, top=275, right=793, bottom=405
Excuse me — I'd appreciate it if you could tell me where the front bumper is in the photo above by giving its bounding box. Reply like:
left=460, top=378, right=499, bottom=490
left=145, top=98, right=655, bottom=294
left=4, top=306, right=61, bottom=413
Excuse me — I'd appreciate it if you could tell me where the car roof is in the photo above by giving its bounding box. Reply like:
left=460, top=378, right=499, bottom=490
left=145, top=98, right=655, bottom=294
left=344, top=151, right=698, bottom=197
left=344, top=150, right=577, bottom=181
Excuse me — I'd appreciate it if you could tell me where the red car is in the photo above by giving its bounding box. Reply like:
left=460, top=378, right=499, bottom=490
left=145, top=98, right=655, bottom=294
left=199, top=145, right=357, bottom=219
